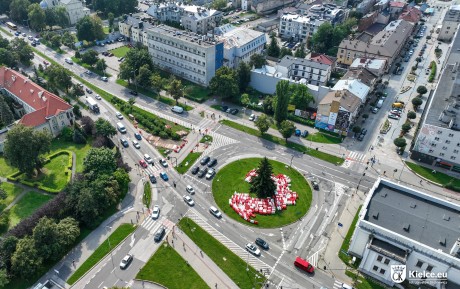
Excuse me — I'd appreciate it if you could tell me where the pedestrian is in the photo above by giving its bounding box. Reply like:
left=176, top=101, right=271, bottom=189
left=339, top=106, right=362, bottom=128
left=420, top=179, right=423, bottom=184
left=72, top=259, right=75, bottom=267
left=383, top=170, right=386, bottom=175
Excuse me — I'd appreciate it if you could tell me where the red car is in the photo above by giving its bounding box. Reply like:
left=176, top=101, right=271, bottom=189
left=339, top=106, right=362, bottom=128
left=43, top=60, right=49, bottom=65
left=294, top=257, right=314, bottom=273
left=139, top=160, right=148, bottom=168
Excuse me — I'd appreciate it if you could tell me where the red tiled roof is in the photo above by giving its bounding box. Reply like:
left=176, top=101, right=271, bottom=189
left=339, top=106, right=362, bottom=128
left=390, top=1, right=406, bottom=8
left=0, top=67, right=72, bottom=127
left=310, top=53, right=334, bottom=66
left=399, top=7, right=422, bottom=23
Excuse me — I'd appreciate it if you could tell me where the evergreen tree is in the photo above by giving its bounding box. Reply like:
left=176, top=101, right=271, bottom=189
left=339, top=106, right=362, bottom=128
left=274, top=80, right=290, bottom=124
left=250, top=157, right=276, bottom=198
left=267, top=33, right=280, bottom=58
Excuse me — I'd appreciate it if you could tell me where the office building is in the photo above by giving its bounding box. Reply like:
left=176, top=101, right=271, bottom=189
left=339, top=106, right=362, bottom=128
left=279, top=13, right=324, bottom=41
left=118, top=14, right=155, bottom=46
left=438, top=5, right=460, bottom=42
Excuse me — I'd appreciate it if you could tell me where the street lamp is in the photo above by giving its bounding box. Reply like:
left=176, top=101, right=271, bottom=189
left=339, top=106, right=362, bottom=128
left=105, top=226, right=115, bottom=268
left=131, top=70, right=138, bottom=93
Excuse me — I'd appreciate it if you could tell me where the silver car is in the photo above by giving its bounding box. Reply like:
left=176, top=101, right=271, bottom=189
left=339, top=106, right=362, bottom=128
left=119, top=254, right=133, bottom=269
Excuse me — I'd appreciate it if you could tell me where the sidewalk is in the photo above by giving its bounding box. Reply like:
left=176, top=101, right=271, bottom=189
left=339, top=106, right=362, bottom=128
left=167, top=231, right=238, bottom=289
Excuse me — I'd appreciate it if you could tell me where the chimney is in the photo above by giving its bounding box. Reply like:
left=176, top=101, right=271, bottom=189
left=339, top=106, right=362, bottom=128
left=450, top=238, right=460, bottom=256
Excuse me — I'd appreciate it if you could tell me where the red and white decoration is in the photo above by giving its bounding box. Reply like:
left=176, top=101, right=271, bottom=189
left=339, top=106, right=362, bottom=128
left=229, top=169, right=299, bottom=224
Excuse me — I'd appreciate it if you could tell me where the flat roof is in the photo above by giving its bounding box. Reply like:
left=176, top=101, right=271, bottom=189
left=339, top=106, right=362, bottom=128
left=364, top=181, right=460, bottom=252
left=146, top=25, right=219, bottom=47
left=220, top=27, right=265, bottom=49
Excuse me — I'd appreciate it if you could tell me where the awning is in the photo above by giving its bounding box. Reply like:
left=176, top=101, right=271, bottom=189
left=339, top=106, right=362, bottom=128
left=439, top=161, right=452, bottom=166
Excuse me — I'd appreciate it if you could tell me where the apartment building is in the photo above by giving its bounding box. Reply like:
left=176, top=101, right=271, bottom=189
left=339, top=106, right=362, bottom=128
left=277, top=55, right=332, bottom=86
left=438, top=5, right=460, bottom=42
left=349, top=178, right=460, bottom=287
left=337, top=19, right=413, bottom=67
left=146, top=2, right=222, bottom=35
left=411, top=29, right=460, bottom=172
left=118, top=14, right=155, bottom=46
left=39, top=0, right=89, bottom=25
left=279, top=13, right=324, bottom=41
left=146, top=25, right=224, bottom=86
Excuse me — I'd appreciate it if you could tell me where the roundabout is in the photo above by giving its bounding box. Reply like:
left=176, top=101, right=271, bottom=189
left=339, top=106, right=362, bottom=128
left=212, top=158, right=313, bottom=228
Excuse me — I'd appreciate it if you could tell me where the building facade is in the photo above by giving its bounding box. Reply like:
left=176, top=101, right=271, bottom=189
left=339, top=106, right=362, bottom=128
left=279, top=13, right=324, bottom=41
left=278, top=55, right=332, bottom=86
left=118, top=14, right=155, bottom=46
left=39, top=0, right=89, bottom=25
left=438, top=5, right=460, bottom=42
left=146, top=25, right=223, bottom=86
left=348, top=178, right=460, bottom=288
left=0, top=67, right=74, bottom=142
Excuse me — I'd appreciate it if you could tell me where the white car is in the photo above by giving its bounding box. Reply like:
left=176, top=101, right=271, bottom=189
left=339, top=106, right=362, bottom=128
left=183, top=195, right=195, bottom=206
left=151, top=205, right=160, bottom=219
left=64, top=58, right=73, bottom=64
left=206, top=168, right=216, bottom=180
left=160, top=159, right=168, bottom=167
left=249, top=114, right=255, bottom=121
left=115, top=111, right=123, bottom=119
left=245, top=243, right=261, bottom=256
left=209, top=206, right=222, bottom=218
left=95, top=94, right=101, bottom=100
left=119, top=254, right=133, bottom=269
left=144, top=154, right=154, bottom=164
left=132, top=140, right=140, bottom=149
left=186, top=185, right=195, bottom=194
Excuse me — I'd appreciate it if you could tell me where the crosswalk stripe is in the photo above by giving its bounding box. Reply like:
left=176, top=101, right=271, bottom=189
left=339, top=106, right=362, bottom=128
left=333, top=280, right=343, bottom=289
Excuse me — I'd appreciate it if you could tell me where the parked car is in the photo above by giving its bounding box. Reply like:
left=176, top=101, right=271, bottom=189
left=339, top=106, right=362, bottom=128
left=101, top=76, right=108, bottom=82
left=301, top=130, right=309, bottom=138
left=200, top=156, right=210, bottom=165
left=357, top=134, right=365, bottom=141
left=295, top=129, right=301, bottom=136
left=191, top=166, right=200, bottom=175
left=151, top=205, right=160, bottom=219
left=361, top=128, right=368, bottom=135
left=249, top=114, right=255, bottom=121
left=186, top=185, right=195, bottom=194
left=139, top=160, right=148, bottom=168
left=230, top=108, right=239, bottom=115
left=130, top=90, right=138, bottom=96
left=119, top=254, right=133, bottom=269
left=84, top=70, right=93, bottom=76
left=388, top=113, right=400, bottom=119
left=115, top=111, right=123, bottom=119
left=160, top=172, right=168, bottom=181
left=372, top=107, right=379, bottom=113
left=134, top=132, right=142, bottom=140
left=148, top=173, right=156, bottom=184
left=154, top=226, right=165, bottom=242
left=255, top=238, right=269, bottom=250
left=159, top=159, right=168, bottom=167
left=207, top=158, right=217, bottom=167
left=221, top=105, right=229, bottom=112
left=198, top=168, right=207, bottom=178
left=206, top=168, right=216, bottom=180
left=311, top=180, right=319, bottom=190
left=183, top=195, right=195, bottom=206
left=209, top=206, right=222, bottom=218
left=245, top=243, right=261, bottom=256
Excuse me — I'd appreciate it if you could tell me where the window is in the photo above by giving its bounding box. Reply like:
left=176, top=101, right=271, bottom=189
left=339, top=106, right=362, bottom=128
left=377, top=255, right=383, bottom=262
left=449, top=133, right=454, bottom=137
left=380, top=269, right=386, bottom=274
left=426, top=265, right=434, bottom=272
left=435, top=137, right=440, bottom=141
left=446, top=140, right=451, bottom=144
left=440, top=153, right=445, bottom=156
left=455, top=150, right=459, bottom=154
left=443, top=146, right=447, bottom=150
left=373, top=266, right=379, bottom=271
left=451, top=156, right=456, bottom=160
left=416, top=261, right=424, bottom=268
left=384, top=259, right=390, bottom=265
left=438, top=131, right=442, bottom=134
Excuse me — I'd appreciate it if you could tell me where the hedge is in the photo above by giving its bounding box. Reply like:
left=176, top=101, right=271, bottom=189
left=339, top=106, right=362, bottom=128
left=428, top=61, right=437, bottom=83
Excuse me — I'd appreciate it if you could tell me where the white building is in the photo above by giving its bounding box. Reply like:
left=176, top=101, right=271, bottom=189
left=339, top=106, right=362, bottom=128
left=146, top=25, right=224, bottom=86
left=350, top=58, right=387, bottom=76
left=348, top=178, right=460, bottom=288
left=146, top=2, right=222, bottom=35
left=217, top=26, right=266, bottom=69
left=438, top=5, right=460, bottom=42
left=118, top=14, right=154, bottom=46
left=411, top=28, right=460, bottom=172
left=279, top=13, right=324, bottom=41
left=0, top=67, right=74, bottom=152
left=277, top=55, right=333, bottom=86
left=39, top=0, right=89, bottom=25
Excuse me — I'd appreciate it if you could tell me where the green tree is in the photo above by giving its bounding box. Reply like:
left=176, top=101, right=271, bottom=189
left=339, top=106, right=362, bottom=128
left=407, top=111, right=417, bottom=120
left=56, top=217, right=80, bottom=248
left=237, top=61, right=251, bottom=92
left=0, top=95, right=14, bottom=128
left=46, top=65, right=72, bottom=92
left=4, top=125, right=51, bottom=176
left=416, top=85, right=427, bottom=96
left=127, top=97, right=136, bottom=112
left=311, top=22, right=334, bottom=54
left=0, top=235, right=18, bottom=271
left=108, top=12, right=115, bottom=29
left=352, top=126, right=361, bottom=135
left=274, top=80, right=290, bottom=124
left=394, top=137, right=407, bottom=150
left=267, top=33, right=280, bottom=58
left=278, top=120, right=295, bottom=142
left=0, top=181, right=6, bottom=200
left=84, top=147, right=117, bottom=176
left=168, top=77, right=184, bottom=105
left=28, top=3, right=46, bottom=31
left=289, top=84, right=315, bottom=110
left=401, top=123, right=412, bottom=134
left=136, top=64, right=152, bottom=88
left=95, top=58, right=107, bottom=73
left=33, top=217, right=61, bottom=260
left=209, top=66, right=239, bottom=99
left=10, top=38, right=34, bottom=65
left=76, top=16, right=105, bottom=42
left=150, top=72, right=164, bottom=93
left=0, top=0, right=12, bottom=16
left=0, top=269, right=9, bottom=287
left=249, top=157, right=276, bottom=198
left=240, top=93, right=250, bottom=108
left=294, top=44, right=307, bottom=58
left=412, top=97, right=423, bottom=110
left=254, top=114, right=270, bottom=135
left=210, top=0, right=226, bottom=9
left=81, top=50, right=99, bottom=66
left=11, top=236, right=43, bottom=279
left=9, top=0, right=30, bottom=22
left=61, top=31, right=75, bottom=48
left=95, top=118, right=117, bottom=138
left=249, top=53, right=266, bottom=69
left=50, top=34, right=61, bottom=48
left=0, top=35, right=9, bottom=49
left=54, top=6, right=70, bottom=28
left=119, top=47, right=154, bottom=82
left=0, top=48, right=16, bottom=67
left=280, top=47, right=292, bottom=58
left=113, top=168, right=130, bottom=195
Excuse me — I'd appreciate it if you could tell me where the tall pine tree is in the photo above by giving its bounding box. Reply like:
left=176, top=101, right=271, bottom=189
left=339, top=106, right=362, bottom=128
left=274, top=80, right=290, bottom=125
left=250, top=157, right=276, bottom=198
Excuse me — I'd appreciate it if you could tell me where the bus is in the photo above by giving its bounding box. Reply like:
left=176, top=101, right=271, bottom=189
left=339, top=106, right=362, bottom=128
left=6, top=22, right=17, bottom=30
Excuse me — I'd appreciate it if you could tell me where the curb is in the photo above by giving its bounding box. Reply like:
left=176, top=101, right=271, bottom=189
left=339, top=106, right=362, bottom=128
left=133, top=279, right=168, bottom=289
left=68, top=223, right=139, bottom=288
left=403, top=161, right=444, bottom=187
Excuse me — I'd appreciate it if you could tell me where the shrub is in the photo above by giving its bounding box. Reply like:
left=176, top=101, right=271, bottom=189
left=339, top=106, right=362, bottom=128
left=60, top=126, right=75, bottom=142
left=171, top=133, right=181, bottom=140
left=0, top=211, right=10, bottom=234
left=159, top=131, right=168, bottom=139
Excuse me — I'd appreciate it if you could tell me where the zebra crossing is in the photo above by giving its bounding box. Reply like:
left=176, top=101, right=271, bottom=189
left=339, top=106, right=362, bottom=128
left=141, top=216, right=175, bottom=232
left=186, top=209, right=271, bottom=272
left=346, top=151, right=367, bottom=163
left=195, top=118, right=239, bottom=155
left=333, top=280, right=344, bottom=289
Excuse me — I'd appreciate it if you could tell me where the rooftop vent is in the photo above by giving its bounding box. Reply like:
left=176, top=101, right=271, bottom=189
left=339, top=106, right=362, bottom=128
left=372, top=212, right=379, bottom=219
left=403, top=223, right=410, bottom=231
left=380, top=192, right=387, bottom=198
left=409, top=202, right=416, bottom=208
left=439, top=238, right=446, bottom=246
left=443, top=214, right=451, bottom=221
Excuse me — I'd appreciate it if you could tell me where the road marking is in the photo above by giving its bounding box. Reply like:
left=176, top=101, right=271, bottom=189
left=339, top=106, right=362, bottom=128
left=98, top=282, right=104, bottom=288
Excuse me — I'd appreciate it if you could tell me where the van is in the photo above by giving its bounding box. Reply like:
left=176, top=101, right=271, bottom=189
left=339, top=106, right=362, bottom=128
left=116, top=122, right=126, bottom=134
left=294, top=256, right=314, bottom=273
left=376, top=99, right=384, bottom=108
left=171, top=106, right=184, bottom=114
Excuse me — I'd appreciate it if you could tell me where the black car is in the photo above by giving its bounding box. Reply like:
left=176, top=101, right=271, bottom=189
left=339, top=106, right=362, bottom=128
left=130, top=90, right=138, bottom=96
left=191, top=166, right=200, bottom=175
left=221, top=105, right=229, bottom=112
left=361, top=128, right=368, bottom=135
left=301, top=130, right=309, bottom=138
left=357, top=134, right=365, bottom=141
left=120, top=138, right=129, bottom=148
left=197, top=169, right=207, bottom=178
left=148, top=173, right=157, bottom=184
left=207, top=158, right=217, bottom=167
left=311, top=181, right=319, bottom=190
left=85, top=88, right=93, bottom=94
left=154, top=226, right=165, bottom=242
left=255, top=238, right=269, bottom=250
left=200, top=156, right=210, bottom=165
left=230, top=108, right=239, bottom=115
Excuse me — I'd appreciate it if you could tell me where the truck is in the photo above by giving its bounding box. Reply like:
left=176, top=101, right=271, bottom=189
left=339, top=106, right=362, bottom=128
left=376, top=99, right=384, bottom=108
left=86, top=97, right=100, bottom=113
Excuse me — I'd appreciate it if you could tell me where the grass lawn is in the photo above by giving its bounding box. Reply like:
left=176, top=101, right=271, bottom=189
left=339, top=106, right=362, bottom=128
left=176, top=152, right=202, bottom=174
left=220, top=120, right=344, bottom=165
left=143, top=182, right=151, bottom=208
left=110, top=46, right=130, bottom=58
left=306, top=132, right=342, bottom=144
left=179, top=218, right=265, bottom=289
left=0, top=27, right=12, bottom=36
left=405, top=161, right=460, bottom=191
left=8, top=191, right=54, bottom=229
left=0, top=157, right=17, bottom=177
left=137, top=244, right=209, bottom=289
left=185, top=84, right=210, bottom=103
left=212, top=158, right=312, bottom=228
left=50, top=138, right=92, bottom=173
left=71, top=57, right=110, bottom=77
left=199, top=135, right=213, bottom=143
left=67, top=224, right=137, bottom=285
left=345, top=270, right=388, bottom=289
left=19, top=152, right=71, bottom=192
left=103, top=26, right=110, bottom=34
left=339, top=205, right=362, bottom=266
left=0, top=182, right=24, bottom=213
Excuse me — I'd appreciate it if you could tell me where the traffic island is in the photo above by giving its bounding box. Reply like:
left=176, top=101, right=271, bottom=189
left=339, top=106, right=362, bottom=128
left=212, top=158, right=312, bottom=228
